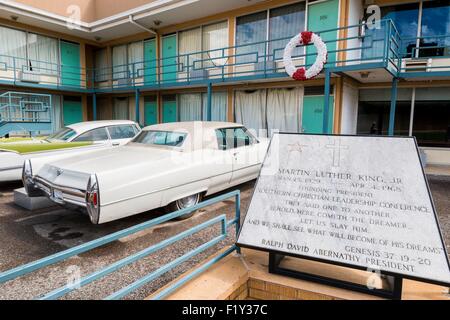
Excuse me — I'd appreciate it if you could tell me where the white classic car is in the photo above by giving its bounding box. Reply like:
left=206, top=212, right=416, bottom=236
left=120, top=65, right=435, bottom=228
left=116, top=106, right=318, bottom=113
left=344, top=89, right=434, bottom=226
left=23, top=122, right=269, bottom=224
left=0, top=120, right=141, bottom=181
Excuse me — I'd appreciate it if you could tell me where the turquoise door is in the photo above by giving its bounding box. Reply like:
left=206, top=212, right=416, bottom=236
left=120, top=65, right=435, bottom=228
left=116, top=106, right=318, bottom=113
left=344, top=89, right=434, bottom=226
left=162, top=35, right=177, bottom=83
left=302, top=96, right=334, bottom=134
left=144, top=39, right=157, bottom=85
left=60, top=41, right=81, bottom=87
left=307, top=0, right=339, bottom=67
left=63, top=98, right=83, bottom=126
left=144, top=100, right=158, bottom=125
left=162, top=100, right=177, bottom=123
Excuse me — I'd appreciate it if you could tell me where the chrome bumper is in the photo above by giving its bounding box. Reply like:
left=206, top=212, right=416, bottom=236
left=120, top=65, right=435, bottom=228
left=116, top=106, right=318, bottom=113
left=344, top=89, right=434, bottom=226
left=34, top=177, right=87, bottom=208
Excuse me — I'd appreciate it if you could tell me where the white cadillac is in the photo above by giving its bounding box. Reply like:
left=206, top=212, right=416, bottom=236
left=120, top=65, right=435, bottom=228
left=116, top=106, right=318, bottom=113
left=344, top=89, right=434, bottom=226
left=23, top=122, right=269, bottom=224
left=0, top=120, right=141, bottom=181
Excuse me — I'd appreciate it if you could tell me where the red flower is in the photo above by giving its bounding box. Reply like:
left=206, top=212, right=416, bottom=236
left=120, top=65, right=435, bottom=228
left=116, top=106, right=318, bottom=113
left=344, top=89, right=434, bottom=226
left=292, top=68, right=306, bottom=81
left=301, top=31, right=313, bottom=45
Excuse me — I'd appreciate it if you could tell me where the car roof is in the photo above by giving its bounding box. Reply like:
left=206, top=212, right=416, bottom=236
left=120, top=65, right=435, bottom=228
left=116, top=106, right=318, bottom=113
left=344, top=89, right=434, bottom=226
left=141, top=121, right=245, bottom=151
left=67, top=120, right=138, bottom=133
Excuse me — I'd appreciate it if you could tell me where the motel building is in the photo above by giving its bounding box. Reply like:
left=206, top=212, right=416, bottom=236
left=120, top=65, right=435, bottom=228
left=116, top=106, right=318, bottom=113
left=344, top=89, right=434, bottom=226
left=0, top=0, right=449, bottom=168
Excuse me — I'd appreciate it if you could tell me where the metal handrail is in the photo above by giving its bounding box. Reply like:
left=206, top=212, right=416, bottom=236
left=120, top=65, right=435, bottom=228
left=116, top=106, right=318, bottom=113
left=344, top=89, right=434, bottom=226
left=0, top=190, right=241, bottom=300
left=0, top=20, right=404, bottom=91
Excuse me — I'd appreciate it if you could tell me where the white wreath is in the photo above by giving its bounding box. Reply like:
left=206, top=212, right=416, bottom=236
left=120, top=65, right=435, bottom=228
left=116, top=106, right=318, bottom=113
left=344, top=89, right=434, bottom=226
left=283, top=31, right=328, bottom=81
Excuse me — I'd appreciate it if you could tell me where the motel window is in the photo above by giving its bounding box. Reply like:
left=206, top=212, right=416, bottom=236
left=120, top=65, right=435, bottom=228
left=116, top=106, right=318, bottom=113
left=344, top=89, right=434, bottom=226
left=235, top=2, right=306, bottom=64
left=363, top=3, right=420, bottom=59
left=0, top=26, right=59, bottom=75
left=357, top=88, right=450, bottom=148
left=112, top=41, right=145, bottom=80
left=420, top=0, right=450, bottom=57
left=178, top=92, right=228, bottom=122
left=178, top=21, right=228, bottom=70
left=234, top=87, right=304, bottom=137
left=113, top=97, right=130, bottom=120
left=94, top=49, right=109, bottom=82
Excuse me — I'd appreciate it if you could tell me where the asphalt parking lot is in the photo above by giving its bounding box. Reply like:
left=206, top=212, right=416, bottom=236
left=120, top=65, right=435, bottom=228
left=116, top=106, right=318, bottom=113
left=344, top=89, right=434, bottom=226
left=0, top=177, right=449, bottom=300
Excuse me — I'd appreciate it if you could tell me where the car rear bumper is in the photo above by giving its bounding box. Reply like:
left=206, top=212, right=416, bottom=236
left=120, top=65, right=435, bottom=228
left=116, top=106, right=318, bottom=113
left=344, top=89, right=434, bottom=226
left=34, top=177, right=87, bottom=208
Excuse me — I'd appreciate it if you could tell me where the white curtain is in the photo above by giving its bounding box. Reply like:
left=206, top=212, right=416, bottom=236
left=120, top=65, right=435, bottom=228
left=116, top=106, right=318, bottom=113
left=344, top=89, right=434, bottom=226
left=128, top=41, right=144, bottom=78
left=97, top=98, right=110, bottom=120
left=267, top=87, right=303, bottom=134
left=202, top=92, right=228, bottom=121
left=235, top=90, right=267, bottom=135
left=95, top=49, right=108, bottom=82
left=179, top=28, right=202, bottom=71
left=112, top=45, right=127, bottom=80
left=27, top=33, right=59, bottom=75
left=202, top=21, right=228, bottom=67
left=51, top=95, right=63, bottom=132
left=179, top=93, right=202, bottom=121
left=0, top=26, right=27, bottom=70
left=113, top=98, right=129, bottom=120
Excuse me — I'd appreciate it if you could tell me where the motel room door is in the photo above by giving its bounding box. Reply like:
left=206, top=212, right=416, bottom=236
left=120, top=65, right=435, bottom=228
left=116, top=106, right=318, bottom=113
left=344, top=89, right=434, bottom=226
left=144, top=39, right=157, bottom=85
left=144, top=96, right=158, bottom=126
left=302, top=96, right=334, bottom=134
left=161, top=35, right=177, bottom=83
left=60, top=41, right=81, bottom=87
left=162, top=95, right=177, bottom=123
left=306, top=0, right=339, bottom=67
left=63, top=97, right=83, bottom=126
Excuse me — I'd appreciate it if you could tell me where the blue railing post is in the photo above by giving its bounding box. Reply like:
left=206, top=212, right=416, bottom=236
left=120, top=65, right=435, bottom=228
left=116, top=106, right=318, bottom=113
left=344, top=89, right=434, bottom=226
left=206, top=82, right=212, bottom=121
left=92, top=93, right=97, bottom=121
left=323, top=69, right=331, bottom=134
left=135, top=89, right=140, bottom=125
left=388, top=77, right=398, bottom=136
left=235, top=192, right=241, bottom=255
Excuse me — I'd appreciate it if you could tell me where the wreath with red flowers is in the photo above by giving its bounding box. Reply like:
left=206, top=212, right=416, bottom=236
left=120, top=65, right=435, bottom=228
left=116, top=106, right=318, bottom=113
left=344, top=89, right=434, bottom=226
left=283, top=31, right=328, bottom=81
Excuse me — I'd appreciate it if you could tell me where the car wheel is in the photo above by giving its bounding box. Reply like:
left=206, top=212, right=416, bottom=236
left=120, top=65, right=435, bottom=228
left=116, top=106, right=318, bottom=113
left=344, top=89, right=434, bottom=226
left=166, top=193, right=202, bottom=220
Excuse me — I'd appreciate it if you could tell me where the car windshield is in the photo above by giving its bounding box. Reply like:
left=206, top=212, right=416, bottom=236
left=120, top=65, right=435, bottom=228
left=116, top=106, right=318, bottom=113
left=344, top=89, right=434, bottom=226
left=132, top=130, right=187, bottom=147
left=46, top=127, right=77, bottom=142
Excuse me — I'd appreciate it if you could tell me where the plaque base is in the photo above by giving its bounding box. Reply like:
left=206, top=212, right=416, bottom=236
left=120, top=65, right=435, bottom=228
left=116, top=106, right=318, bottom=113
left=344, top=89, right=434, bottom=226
left=269, top=252, right=404, bottom=300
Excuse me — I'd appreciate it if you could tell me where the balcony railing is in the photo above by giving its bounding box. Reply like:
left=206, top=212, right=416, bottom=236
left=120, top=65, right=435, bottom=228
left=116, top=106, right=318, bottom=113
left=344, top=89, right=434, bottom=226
left=0, top=20, right=448, bottom=93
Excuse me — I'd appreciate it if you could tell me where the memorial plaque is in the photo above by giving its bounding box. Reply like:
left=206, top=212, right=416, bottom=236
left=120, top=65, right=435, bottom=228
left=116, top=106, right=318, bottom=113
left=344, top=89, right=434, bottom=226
left=237, top=134, right=450, bottom=285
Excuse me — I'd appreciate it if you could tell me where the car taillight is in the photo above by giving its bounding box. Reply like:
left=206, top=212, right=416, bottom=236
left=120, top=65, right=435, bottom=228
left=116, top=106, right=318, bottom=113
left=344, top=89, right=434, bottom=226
left=86, top=174, right=100, bottom=224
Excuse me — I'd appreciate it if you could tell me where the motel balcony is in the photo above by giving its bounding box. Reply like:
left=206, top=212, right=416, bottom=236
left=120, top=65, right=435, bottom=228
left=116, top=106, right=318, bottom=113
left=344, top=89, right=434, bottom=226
left=0, top=20, right=450, bottom=94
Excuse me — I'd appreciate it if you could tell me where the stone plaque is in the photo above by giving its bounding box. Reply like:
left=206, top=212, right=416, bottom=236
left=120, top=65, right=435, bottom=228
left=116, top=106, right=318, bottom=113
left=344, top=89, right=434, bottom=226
left=237, top=134, right=450, bottom=285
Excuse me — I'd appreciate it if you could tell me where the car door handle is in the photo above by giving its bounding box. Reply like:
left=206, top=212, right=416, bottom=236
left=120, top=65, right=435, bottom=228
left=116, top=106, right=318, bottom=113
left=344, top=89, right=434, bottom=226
left=112, top=142, right=120, bottom=146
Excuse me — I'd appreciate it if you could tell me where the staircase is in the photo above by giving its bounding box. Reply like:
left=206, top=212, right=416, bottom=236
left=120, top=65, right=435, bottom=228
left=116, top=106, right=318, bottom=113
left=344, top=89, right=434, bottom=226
left=0, top=91, right=52, bottom=137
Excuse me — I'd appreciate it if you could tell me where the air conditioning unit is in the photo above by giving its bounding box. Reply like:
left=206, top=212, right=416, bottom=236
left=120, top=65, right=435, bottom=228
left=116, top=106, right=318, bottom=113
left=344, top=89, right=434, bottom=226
left=254, top=61, right=277, bottom=73
left=189, top=69, right=209, bottom=80
left=18, top=70, right=40, bottom=83
left=117, top=78, right=133, bottom=87
left=403, top=59, right=431, bottom=73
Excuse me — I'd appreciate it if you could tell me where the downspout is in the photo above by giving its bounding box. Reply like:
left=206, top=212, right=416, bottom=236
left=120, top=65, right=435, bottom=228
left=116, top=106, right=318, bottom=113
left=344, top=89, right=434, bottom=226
left=128, top=15, right=157, bottom=35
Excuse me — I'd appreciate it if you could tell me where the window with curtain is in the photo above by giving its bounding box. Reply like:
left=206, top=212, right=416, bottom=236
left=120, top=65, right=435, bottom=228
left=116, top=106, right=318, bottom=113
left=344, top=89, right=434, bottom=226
left=27, top=33, right=59, bottom=75
left=0, top=26, right=27, bottom=70
left=236, top=11, right=268, bottom=64
left=420, top=0, right=450, bottom=57
left=179, top=27, right=202, bottom=72
left=94, top=49, right=108, bottom=82
left=112, top=45, right=128, bottom=80
left=266, top=88, right=302, bottom=133
left=202, top=21, right=228, bottom=67
left=269, top=2, right=305, bottom=60
left=128, top=41, right=144, bottom=78
left=202, top=92, right=228, bottom=121
left=179, top=93, right=202, bottom=121
left=235, top=90, right=268, bottom=135
left=113, top=97, right=130, bottom=120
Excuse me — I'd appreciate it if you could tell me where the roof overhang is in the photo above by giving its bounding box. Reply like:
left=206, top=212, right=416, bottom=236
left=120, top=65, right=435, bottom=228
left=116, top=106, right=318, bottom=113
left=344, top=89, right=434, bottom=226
left=0, top=0, right=266, bottom=43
